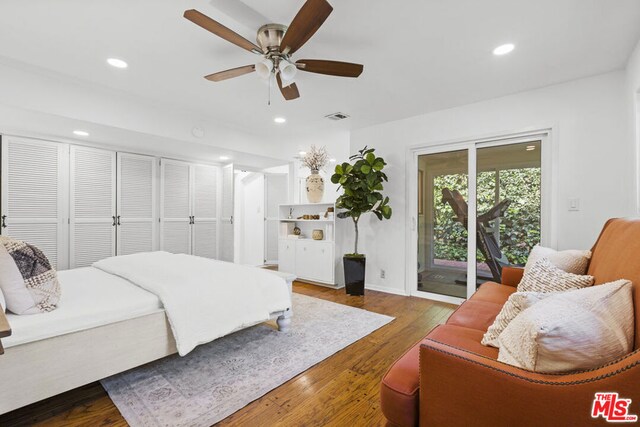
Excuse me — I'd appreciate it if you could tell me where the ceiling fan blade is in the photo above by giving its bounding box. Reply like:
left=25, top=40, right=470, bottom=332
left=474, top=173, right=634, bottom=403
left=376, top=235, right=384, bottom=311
left=280, top=0, right=333, bottom=55
left=296, top=60, right=363, bottom=78
left=205, top=65, right=256, bottom=82
left=276, top=74, right=300, bottom=101
left=184, top=9, right=262, bottom=54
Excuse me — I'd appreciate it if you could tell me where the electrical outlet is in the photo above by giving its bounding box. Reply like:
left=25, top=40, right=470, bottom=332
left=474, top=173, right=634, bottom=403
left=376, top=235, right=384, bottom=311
left=380, top=269, right=386, bottom=279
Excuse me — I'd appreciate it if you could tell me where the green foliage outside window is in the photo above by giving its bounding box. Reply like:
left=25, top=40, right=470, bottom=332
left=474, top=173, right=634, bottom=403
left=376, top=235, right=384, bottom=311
left=432, top=168, right=541, bottom=265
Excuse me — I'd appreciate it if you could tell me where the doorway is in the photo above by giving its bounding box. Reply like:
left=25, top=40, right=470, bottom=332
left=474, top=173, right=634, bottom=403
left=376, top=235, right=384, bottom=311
left=412, top=133, right=549, bottom=302
left=234, top=169, right=289, bottom=266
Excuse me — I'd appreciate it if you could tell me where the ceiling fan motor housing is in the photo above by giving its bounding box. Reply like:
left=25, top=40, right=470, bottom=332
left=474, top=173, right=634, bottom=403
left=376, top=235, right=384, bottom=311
left=257, top=24, right=288, bottom=54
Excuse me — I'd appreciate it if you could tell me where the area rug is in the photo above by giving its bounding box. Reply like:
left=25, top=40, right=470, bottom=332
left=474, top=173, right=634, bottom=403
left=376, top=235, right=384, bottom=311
left=101, top=293, right=394, bottom=427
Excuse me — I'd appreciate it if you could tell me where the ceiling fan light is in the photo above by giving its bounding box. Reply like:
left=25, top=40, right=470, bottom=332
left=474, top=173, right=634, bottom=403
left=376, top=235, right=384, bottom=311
left=279, top=59, right=298, bottom=82
left=255, top=59, right=273, bottom=79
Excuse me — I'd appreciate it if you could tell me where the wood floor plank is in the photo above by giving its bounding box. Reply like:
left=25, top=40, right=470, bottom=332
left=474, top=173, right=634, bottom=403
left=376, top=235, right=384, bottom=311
left=0, top=281, right=455, bottom=426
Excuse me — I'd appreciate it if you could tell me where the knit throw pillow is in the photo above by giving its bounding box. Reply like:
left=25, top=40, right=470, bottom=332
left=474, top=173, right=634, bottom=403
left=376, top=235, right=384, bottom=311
left=0, top=236, right=60, bottom=314
left=523, top=245, right=591, bottom=276
left=481, top=292, right=551, bottom=348
left=517, top=258, right=594, bottom=293
left=498, top=280, right=634, bottom=373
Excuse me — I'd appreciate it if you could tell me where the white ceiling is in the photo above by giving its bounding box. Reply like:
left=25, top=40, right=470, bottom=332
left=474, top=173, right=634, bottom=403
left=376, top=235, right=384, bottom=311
left=0, top=0, right=639, bottom=136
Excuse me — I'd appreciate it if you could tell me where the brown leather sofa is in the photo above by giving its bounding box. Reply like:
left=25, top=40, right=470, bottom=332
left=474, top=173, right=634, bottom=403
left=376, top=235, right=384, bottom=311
left=381, top=218, right=640, bottom=426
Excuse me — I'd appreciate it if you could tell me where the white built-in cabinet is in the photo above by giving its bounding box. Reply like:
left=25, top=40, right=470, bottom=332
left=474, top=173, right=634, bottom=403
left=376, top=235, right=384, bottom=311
left=160, top=159, right=219, bottom=258
left=1, top=135, right=229, bottom=270
left=278, top=203, right=345, bottom=288
left=0, top=137, right=69, bottom=269
left=69, top=146, right=117, bottom=268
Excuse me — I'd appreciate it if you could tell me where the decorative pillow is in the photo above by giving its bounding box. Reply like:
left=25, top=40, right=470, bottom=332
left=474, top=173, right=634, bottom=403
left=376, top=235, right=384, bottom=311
left=517, top=258, right=594, bottom=293
left=481, top=292, right=551, bottom=348
left=0, top=236, right=60, bottom=314
left=497, top=279, right=634, bottom=373
left=524, top=245, right=591, bottom=276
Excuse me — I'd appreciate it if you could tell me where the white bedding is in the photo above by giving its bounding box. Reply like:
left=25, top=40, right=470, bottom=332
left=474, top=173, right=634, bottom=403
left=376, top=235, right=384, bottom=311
left=3, top=267, right=163, bottom=349
left=93, top=252, right=291, bottom=356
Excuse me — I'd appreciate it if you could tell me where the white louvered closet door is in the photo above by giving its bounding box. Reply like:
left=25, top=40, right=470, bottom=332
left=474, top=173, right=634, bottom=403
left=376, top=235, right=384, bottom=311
left=0, top=136, right=69, bottom=270
left=264, top=173, right=288, bottom=264
left=70, top=146, right=117, bottom=268
left=192, top=164, right=218, bottom=259
left=117, top=153, right=157, bottom=256
left=220, top=163, right=234, bottom=262
left=160, top=159, right=192, bottom=254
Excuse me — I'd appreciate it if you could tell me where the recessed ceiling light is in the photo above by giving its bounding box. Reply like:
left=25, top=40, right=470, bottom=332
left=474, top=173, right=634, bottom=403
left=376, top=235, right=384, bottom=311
left=299, top=151, right=307, bottom=156
left=274, top=117, right=287, bottom=124
left=493, top=43, right=515, bottom=56
left=329, top=158, right=337, bottom=163
left=526, top=145, right=536, bottom=151
left=73, top=130, right=89, bottom=137
left=219, top=156, right=230, bottom=161
left=107, top=58, right=128, bottom=69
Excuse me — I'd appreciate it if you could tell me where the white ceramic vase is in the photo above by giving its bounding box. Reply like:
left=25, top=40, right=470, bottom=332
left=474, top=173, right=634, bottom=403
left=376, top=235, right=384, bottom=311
left=306, top=170, right=324, bottom=203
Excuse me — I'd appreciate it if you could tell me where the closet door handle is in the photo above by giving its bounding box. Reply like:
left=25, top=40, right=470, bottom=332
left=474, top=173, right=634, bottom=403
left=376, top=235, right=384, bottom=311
left=1, top=215, right=6, bottom=229
left=117, top=216, right=121, bottom=226
left=230, top=215, right=234, bottom=225
left=112, top=216, right=117, bottom=227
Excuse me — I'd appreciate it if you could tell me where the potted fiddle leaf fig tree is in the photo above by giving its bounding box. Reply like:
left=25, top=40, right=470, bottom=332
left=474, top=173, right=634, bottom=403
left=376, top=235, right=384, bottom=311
left=331, top=146, right=392, bottom=295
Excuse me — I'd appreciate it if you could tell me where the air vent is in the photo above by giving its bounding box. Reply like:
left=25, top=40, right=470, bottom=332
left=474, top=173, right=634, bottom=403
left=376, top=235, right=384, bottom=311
left=325, top=112, right=350, bottom=121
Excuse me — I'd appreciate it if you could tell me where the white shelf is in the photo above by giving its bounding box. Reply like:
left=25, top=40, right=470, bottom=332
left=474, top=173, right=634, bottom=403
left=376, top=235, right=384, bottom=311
left=280, top=219, right=333, bottom=223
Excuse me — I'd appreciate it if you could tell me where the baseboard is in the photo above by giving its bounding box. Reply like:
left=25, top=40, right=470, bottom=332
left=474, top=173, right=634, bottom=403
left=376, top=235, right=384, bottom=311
left=364, top=284, right=408, bottom=296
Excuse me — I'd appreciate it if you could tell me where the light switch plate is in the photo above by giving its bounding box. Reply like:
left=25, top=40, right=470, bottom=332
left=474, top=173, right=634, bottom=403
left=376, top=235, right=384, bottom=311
left=569, top=198, right=580, bottom=211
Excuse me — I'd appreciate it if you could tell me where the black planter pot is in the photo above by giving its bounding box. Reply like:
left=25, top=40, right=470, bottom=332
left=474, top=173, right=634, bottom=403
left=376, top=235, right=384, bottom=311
left=343, top=256, right=366, bottom=296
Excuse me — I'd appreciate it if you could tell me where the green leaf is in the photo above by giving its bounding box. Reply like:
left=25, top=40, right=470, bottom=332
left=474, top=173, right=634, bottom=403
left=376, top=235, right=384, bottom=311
left=331, top=174, right=341, bottom=184
left=335, top=164, right=343, bottom=175
left=361, top=164, right=371, bottom=174
left=366, top=152, right=376, bottom=165
left=373, top=161, right=384, bottom=171
left=339, top=176, right=348, bottom=184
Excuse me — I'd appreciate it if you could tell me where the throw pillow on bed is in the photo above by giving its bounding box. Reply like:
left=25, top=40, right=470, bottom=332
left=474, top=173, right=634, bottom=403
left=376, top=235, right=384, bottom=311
left=498, top=279, right=634, bottom=373
left=524, top=245, right=591, bottom=276
left=0, top=236, right=60, bottom=314
left=517, top=258, right=594, bottom=293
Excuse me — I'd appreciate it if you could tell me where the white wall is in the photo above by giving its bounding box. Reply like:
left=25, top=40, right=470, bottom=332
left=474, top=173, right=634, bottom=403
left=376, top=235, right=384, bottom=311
left=350, top=70, right=634, bottom=295
left=626, top=40, right=640, bottom=213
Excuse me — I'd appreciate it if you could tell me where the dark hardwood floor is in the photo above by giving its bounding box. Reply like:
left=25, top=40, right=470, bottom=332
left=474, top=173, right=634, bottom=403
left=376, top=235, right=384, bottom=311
left=0, top=282, right=455, bottom=427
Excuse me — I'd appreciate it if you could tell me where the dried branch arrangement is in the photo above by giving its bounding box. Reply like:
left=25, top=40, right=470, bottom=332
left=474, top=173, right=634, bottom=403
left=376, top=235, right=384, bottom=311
left=302, top=145, right=329, bottom=172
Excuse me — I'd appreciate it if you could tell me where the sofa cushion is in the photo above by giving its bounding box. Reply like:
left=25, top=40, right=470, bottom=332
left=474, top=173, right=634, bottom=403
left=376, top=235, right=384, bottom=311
left=446, top=300, right=503, bottom=332
left=380, top=325, right=499, bottom=426
left=471, top=282, right=517, bottom=305
left=427, top=324, right=499, bottom=359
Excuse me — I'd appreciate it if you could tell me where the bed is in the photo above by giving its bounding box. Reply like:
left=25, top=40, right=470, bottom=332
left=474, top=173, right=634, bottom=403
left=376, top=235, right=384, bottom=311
left=0, top=252, right=295, bottom=414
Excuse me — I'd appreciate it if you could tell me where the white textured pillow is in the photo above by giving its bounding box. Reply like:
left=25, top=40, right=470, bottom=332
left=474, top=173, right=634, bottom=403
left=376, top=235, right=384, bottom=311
left=517, top=258, right=594, bottom=293
left=0, top=237, right=60, bottom=314
left=498, top=279, right=634, bottom=373
left=524, top=245, right=591, bottom=275
left=481, top=292, right=551, bottom=348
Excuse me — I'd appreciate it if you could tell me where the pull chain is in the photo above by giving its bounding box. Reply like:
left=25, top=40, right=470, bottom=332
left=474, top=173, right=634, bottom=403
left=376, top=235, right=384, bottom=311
left=268, top=71, right=272, bottom=106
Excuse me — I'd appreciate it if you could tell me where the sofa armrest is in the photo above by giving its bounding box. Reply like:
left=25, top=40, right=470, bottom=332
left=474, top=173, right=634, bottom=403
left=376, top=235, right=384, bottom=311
left=419, top=339, right=640, bottom=427
left=0, top=307, right=11, bottom=355
left=501, top=266, right=524, bottom=287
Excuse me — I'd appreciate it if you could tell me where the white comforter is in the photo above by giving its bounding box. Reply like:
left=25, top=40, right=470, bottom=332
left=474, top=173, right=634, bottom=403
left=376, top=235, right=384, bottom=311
left=93, top=252, right=291, bottom=356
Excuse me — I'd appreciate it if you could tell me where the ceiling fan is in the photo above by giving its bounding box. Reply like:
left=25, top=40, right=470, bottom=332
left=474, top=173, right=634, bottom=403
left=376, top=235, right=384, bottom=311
left=183, top=0, right=364, bottom=101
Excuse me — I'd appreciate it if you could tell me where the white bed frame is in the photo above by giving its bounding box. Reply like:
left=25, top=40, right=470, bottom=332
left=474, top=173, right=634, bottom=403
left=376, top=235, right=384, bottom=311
left=0, top=271, right=295, bottom=414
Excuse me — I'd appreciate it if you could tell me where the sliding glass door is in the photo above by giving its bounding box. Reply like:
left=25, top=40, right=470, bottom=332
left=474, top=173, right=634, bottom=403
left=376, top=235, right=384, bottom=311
left=415, top=138, right=544, bottom=301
